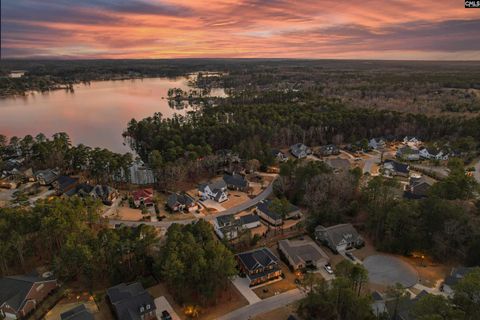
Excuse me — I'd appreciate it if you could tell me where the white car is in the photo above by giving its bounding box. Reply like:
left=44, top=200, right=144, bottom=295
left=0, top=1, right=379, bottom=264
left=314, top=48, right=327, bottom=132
left=324, top=264, right=334, bottom=274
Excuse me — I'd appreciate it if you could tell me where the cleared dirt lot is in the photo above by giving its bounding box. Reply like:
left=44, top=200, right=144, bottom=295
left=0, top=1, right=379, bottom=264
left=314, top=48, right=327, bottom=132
left=116, top=206, right=144, bottom=221
left=221, top=191, right=251, bottom=209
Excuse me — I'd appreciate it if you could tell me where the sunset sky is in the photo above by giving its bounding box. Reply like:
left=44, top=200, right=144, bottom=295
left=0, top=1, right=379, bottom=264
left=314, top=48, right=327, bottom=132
left=1, top=0, right=479, bottom=60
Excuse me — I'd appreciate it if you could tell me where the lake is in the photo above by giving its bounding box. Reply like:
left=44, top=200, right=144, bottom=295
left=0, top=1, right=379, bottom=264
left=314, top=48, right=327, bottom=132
left=0, top=77, right=225, bottom=153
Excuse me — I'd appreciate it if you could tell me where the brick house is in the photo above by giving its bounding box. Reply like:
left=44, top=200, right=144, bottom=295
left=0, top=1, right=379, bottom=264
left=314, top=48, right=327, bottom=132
left=0, top=274, right=58, bottom=319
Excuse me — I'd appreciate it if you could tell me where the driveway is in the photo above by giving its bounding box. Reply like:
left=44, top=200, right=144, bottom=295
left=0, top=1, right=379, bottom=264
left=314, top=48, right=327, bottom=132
left=231, top=276, right=261, bottom=304
left=217, top=288, right=304, bottom=320
left=201, top=199, right=226, bottom=212
left=364, top=255, right=418, bottom=288
left=102, top=197, right=121, bottom=218
left=154, top=296, right=180, bottom=320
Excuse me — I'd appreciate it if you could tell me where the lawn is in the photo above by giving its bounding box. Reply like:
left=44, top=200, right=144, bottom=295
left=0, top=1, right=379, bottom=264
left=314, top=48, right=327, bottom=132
left=253, top=260, right=297, bottom=299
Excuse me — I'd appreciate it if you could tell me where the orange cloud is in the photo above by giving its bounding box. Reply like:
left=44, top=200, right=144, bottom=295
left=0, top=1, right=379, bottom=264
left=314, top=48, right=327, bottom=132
left=1, top=0, right=479, bottom=59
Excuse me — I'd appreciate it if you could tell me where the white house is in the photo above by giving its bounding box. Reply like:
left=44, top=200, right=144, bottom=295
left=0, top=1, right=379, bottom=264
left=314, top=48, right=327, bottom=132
left=368, top=138, right=386, bottom=150
left=198, top=179, right=228, bottom=202
left=419, top=148, right=449, bottom=161
left=239, top=214, right=261, bottom=229
left=290, top=143, right=311, bottom=159
left=403, top=136, right=422, bottom=149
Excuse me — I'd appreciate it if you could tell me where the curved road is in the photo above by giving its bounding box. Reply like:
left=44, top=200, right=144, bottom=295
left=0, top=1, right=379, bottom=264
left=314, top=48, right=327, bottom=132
left=108, top=180, right=274, bottom=228
left=218, top=288, right=304, bottom=320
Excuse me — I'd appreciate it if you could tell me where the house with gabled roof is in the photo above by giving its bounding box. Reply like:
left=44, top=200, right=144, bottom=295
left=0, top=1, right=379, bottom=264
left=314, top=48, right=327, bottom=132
left=35, top=169, right=59, bottom=186
left=133, top=188, right=154, bottom=208
left=278, top=238, right=329, bottom=271
left=106, top=282, right=156, bottom=320
left=419, top=147, right=449, bottom=161
left=223, top=174, right=249, bottom=191
left=272, top=149, right=288, bottom=162
left=60, top=304, right=94, bottom=320
left=53, top=176, right=78, bottom=195
left=290, top=143, right=311, bottom=159
left=0, top=274, right=58, bottom=320
left=368, top=138, right=386, bottom=150
left=236, top=247, right=282, bottom=286
left=383, top=160, right=410, bottom=177
left=314, top=224, right=364, bottom=253
left=256, top=199, right=301, bottom=226
left=396, top=146, right=420, bottom=161
left=441, top=267, right=477, bottom=296
left=405, top=175, right=434, bottom=199
left=198, top=179, right=228, bottom=203
left=239, top=214, right=261, bottom=229
left=166, top=192, right=197, bottom=212
left=315, top=144, right=340, bottom=157
left=214, top=213, right=261, bottom=240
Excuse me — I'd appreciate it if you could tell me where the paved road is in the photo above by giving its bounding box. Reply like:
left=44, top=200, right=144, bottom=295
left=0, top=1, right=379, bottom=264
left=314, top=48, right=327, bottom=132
left=217, top=288, right=304, bottom=320
left=108, top=180, right=274, bottom=228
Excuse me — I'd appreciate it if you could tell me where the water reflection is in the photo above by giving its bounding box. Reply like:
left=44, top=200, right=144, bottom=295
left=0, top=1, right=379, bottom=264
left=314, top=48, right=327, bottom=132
left=0, top=77, right=225, bottom=153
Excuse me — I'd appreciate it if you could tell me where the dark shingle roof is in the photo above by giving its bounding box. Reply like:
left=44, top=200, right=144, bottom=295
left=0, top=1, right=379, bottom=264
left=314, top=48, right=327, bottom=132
left=167, top=193, right=194, bottom=209
left=257, top=200, right=299, bottom=221
left=236, top=247, right=278, bottom=272
left=240, top=214, right=260, bottom=225
left=56, top=176, right=77, bottom=192
left=217, top=214, right=237, bottom=227
left=385, top=160, right=409, bottom=174
left=106, top=282, right=156, bottom=320
left=444, top=267, right=475, bottom=287
left=60, top=304, right=94, bottom=320
left=0, top=275, right=55, bottom=312
left=223, top=174, right=248, bottom=188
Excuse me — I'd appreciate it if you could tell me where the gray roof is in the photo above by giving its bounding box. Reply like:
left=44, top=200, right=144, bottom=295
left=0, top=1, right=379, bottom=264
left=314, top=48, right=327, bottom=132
left=257, top=200, right=299, bottom=221
left=55, top=176, right=78, bottom=192
left=279, top=239, right=328, bottom=266
left=223, top=174, right=248, bottom=188
left=0, top=275, right=56, bottom=312
left=106, top=282, right=156, bottom=320
left=444, top=267, right=475, bottom=287
left=199, top=179, right=227, bottom=192
left=216, top=214, right=237, bottom=228
left=167, top=193, right=194, bottom=209
left=315, top=224, right=361, bottom=247
left=240, top=214, right=260, bottom=225
left=60, top=304, right=94, bottom=320
left=290, top=143, right=309, bottom=157
left=236, top=248, right=279, bottom=272
left=35, top=169, right=58, bottom=184
left=384, top=160, right=410, bottom=174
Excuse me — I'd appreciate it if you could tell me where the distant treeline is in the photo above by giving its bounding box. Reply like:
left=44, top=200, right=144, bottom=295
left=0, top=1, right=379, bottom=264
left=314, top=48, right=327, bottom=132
left=124, top=98, right=480, bottom=166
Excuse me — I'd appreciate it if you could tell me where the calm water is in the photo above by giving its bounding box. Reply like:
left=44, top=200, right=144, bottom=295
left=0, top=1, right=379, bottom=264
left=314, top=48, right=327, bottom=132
left=0, top=77, right=225, bottom=153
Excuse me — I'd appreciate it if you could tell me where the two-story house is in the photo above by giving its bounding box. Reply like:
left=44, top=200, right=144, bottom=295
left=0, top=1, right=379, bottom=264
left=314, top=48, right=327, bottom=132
left=0, top=274, right=58, bottom=320
left=236, top=248, right=282, bottom=286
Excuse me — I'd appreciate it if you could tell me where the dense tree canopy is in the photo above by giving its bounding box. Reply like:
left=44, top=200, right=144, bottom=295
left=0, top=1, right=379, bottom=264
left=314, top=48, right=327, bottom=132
left=154, top=220, right=237, bottom=305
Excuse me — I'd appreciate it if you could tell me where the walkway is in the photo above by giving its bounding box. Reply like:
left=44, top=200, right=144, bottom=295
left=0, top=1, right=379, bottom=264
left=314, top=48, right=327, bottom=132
left=231, top=277, right=261, bottom=304
left=217, top=288, right=304, bottom=320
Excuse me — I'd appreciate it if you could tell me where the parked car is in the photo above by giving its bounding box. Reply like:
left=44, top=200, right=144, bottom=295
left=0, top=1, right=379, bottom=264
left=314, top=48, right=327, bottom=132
left=324, top=264, right=334, bottom=274
left=345, top=252, right=355, bottom=261
left=161, top=310, right=172, bottom=320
